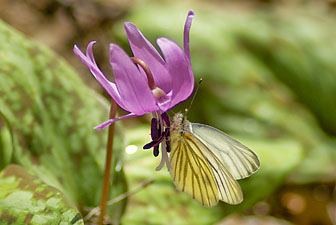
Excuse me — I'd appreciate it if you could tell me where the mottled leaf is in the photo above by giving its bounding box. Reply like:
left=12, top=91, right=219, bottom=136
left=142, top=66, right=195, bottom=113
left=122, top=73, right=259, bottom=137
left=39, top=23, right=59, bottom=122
left=0, top=19, right=127, bottom=223
left=0, top=164, right=83, bottom=224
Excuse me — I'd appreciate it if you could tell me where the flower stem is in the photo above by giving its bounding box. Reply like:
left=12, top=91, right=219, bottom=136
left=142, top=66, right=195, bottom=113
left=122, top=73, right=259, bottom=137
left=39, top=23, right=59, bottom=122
left=98, top=100, right=117, bottom=225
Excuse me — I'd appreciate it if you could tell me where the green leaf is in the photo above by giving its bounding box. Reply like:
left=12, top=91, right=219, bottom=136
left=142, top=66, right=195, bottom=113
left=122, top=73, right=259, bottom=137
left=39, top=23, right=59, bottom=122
left=235, top=7, right=336, bottom=135
left=0, top=19, right=127, bottom=223
left=0, top=164, right=83, bottom=225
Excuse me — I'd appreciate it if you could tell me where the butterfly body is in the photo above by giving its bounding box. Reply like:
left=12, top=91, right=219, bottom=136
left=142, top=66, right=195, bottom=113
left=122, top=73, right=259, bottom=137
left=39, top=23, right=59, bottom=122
left=169, top=113, right=260, bottom=207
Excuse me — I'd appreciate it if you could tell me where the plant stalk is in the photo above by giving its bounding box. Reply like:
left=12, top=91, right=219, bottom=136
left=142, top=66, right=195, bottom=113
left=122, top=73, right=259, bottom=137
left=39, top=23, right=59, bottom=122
left=98, top=100, right=117, bottom=225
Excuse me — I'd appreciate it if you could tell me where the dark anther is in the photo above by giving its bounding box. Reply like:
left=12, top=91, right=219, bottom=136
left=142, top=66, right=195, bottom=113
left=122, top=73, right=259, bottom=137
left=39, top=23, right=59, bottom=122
left=158, top=121, right=162, bottom=136
left=153, top=146, right=159, bottom=157
left=165, top=129, right=171, bottom=153
left=143, top=140, right=156, bottom=149
left=150, top=118, right=159, bottom=141
left=161, top=112, right=170, bottom=127
left=144, top=113, right=171, bottom=157
left=143, top=127, right=169, bottom=157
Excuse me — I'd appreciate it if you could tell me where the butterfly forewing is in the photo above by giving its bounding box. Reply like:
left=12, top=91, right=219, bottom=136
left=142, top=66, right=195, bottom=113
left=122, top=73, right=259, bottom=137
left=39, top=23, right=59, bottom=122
left=170, top=132, right=219, bottom=207
left=190, top=123, right=260, bottom=180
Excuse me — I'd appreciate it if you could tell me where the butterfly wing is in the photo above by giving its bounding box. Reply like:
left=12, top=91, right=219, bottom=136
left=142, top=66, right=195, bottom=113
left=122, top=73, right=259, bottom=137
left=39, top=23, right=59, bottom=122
left=169, top=133, right=219, bottom=207
left=169, top=132, right=243, bottom=206
left=190, top=123, right=260, bottom=180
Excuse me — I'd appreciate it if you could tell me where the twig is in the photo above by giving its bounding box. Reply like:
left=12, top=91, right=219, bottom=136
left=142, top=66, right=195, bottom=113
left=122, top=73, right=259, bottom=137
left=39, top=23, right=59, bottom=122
left=84, top=179, right=154, bottom=222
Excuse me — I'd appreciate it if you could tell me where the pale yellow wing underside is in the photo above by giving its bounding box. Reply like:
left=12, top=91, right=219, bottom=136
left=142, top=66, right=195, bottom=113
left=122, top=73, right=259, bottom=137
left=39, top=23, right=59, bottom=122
left=169, top=133, right=243, bottom=207
left=191, top=123, right=260, bottom=180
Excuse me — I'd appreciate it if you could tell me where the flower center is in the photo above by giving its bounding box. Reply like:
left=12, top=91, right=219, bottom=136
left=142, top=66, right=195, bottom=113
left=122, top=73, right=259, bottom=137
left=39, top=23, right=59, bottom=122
left=143, top=111, right=171, bottom=171
left=131, top=57, right=168, bottom=103
left=131, top=57, right=171, bottom=171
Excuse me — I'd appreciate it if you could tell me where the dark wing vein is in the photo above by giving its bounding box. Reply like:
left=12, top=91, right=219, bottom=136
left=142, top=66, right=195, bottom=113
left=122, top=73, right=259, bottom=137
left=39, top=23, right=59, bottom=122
left=169, top=135, right=219, bottom=207
left=191, top=123, right=260, bottom=180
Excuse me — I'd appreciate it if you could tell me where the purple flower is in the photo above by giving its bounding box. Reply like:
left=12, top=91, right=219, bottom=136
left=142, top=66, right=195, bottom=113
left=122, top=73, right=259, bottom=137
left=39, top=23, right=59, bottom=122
left=73, top=11, right=195, bottom=130
left=74, top=11, right=195, bottom=170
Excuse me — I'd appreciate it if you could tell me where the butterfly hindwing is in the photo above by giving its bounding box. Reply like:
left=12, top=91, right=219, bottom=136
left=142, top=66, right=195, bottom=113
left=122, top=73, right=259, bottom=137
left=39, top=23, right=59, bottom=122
left=170, top=131, right=244, bottom=206
left=197, top=140, right=243, bottom=205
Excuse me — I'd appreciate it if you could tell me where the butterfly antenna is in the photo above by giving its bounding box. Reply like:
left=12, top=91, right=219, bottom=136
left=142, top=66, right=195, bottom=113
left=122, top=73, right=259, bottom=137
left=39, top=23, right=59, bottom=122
left=186, top=78, right=203, bottom=113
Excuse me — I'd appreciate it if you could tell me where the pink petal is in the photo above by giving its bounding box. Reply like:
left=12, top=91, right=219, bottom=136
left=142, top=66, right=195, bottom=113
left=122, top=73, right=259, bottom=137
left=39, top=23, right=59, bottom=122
left=157, top=38, right=194, bottom=108
left=184, top=10, right=195, bottom=62
left=94, top=113, right=137, bottom=129
left=73, top=43, right=128, bottom=110
left=109, top=44, right=159, bottom=114
left=86, top=41, right=97, bottom=64
left=124, top=22, right=172, bottom=94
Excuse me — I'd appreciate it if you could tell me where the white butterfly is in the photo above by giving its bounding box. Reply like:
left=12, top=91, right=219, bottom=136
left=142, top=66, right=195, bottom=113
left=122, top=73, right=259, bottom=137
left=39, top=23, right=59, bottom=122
left=169, top=112, right=260, bottom=207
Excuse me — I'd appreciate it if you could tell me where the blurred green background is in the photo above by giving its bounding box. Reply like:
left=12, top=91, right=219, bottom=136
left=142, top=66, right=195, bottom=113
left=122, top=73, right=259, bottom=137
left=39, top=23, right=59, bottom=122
left=0, top=0, right=336, bottom=224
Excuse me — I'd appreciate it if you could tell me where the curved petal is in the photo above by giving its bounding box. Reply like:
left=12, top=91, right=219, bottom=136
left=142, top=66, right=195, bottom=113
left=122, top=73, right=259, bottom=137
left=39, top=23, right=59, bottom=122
left=157, top=38, right=194, bottom=108
left=109, top=44, right=159, bottom=114
left=73, top=43, right=128, bottom=110
left=94, top=113, right=138, bottom=129
left=184, top=10, right=195, bottom=62
left=124, top=22, right=172, bottom=93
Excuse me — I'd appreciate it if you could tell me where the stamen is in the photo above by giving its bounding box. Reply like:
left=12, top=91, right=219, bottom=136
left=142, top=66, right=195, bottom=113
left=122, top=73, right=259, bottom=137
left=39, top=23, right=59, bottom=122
left=143, top=128, right=169, bottom=150
left=165, top=130, right=171, bottom=153
left=161, top=112, right=171, bottom=153
left=155, top=141, right=171, bottom=171
left=161, top=112, right=170, bottom=127
left=153, top=146, right=159, bottom=157
left=150, top=118, right=159, bottom=140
